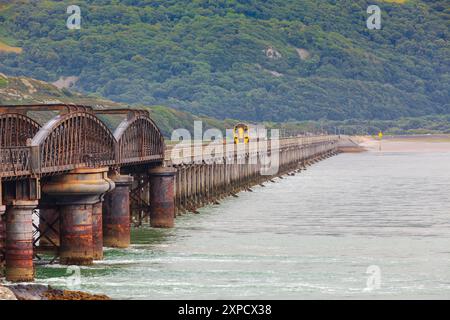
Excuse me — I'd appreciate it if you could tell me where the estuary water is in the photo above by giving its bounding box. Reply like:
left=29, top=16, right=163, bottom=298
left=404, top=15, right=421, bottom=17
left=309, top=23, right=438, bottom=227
left=36, top=149, right=450, bottom=299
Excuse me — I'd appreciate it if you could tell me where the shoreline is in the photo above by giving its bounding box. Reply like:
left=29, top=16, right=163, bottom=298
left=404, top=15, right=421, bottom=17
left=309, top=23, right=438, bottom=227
left=0, top=284, right=111, bottom=300
left=352, top=134, right=450, bottom=153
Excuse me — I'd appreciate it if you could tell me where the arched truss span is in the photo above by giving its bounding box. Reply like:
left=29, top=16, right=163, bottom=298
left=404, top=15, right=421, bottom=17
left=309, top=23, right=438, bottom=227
left=31, top=111, right=116, bottom=174
left=0, top=113, right=41, bottom=147
left=113, top=111, right=165, bottom=165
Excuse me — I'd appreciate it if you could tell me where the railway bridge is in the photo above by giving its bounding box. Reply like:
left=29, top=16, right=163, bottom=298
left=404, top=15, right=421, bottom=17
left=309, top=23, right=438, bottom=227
left=0, top=104, right=339, bottom=282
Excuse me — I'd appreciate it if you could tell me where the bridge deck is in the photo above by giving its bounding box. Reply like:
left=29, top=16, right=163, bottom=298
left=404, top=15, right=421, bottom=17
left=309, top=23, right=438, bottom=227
left=0, top=103, right=338, bottom=179
left=165, top=136, right=338, bottom=165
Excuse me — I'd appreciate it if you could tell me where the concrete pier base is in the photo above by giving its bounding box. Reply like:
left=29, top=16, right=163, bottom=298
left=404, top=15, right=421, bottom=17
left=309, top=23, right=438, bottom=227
left=5, top=200, right=38, bottom=282
left=41, top=168, right=114, bottom=265
left=149, top=167, right=176, bottom=228
left=103, top=174, right=133, bottom=248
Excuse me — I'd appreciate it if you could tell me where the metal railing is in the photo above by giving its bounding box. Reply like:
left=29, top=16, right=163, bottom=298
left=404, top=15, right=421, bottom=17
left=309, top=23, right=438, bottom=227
left=165, top=135, right=339, bottom=164
left=0, top=146, right=32, bottom=178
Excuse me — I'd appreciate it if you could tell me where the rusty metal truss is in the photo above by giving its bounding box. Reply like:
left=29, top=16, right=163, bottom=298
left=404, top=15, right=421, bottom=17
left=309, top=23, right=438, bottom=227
left=129, top=173, right=151, bottom=227
left=95, top=109, right=165, bottom=166
left=32, top=208, right=59, bottom=264
left=0, top=113, right=41, bottom=147
left=0, top=104, right=165, bottom=179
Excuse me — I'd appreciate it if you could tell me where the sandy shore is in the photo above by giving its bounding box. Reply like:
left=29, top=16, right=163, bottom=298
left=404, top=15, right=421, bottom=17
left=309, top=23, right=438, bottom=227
left=353, top=135, right=450, bottom=153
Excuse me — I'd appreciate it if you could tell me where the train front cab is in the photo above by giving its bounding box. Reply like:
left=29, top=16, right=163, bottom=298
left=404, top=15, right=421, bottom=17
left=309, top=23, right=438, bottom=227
left=233, top=123, right=249, bottom=144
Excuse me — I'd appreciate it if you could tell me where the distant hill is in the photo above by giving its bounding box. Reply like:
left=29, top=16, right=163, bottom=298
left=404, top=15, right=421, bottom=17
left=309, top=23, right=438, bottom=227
left=2, top=73, right=450, bottom=136
left=0, top=73, right=234, bottom=137
left=0, top=0, right=448, bottom=122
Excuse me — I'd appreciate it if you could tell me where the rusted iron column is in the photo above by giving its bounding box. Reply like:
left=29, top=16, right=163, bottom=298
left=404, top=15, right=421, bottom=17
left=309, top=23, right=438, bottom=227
left=103, top=174, right=133, bottom=248
left=5, top=200, right=38, bottom=282
left=59, top=204, right=93, bottom=265
left=1, top=178, right=40, bottom=282
left=92, top=201, right=103, bottom=260
left=149, top=167, right=177, bottom=228
left=42, top=168, right=114, bottom=265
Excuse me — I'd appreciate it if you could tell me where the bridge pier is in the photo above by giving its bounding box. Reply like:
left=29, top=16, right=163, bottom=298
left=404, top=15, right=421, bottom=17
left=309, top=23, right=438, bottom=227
left=5, top=200, right=38, bottom=282
left=59, top=204, right=94, bottom=265
left=103, top=173, right=133, bottom=248
left=42, top=168, right=114, bottom=265
left=2, top=178, right=40, bottom=282
left=149, top=167, right=176, bottom=228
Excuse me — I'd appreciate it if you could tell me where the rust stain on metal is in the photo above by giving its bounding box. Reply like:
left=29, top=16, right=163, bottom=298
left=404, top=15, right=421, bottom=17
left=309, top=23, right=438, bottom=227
left=92, top=202, right=103, bottom=260
left=59, top=204, right=94, bottom=266
left=148, top=167, right=177, bottom=228
left=5, top=200, right=37, bottom=282
left=103, top=174, right=133, bottom=248
left=1, top=104, right=165, bottom=179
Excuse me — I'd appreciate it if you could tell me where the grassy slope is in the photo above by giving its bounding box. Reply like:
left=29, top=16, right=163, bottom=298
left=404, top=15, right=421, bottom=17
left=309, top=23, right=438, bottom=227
left=0, top=41, right=22, bottom=54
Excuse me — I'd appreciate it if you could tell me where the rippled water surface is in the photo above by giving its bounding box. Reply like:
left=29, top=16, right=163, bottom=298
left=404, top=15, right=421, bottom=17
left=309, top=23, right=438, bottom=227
left=36, top=151, right=450, bottom=299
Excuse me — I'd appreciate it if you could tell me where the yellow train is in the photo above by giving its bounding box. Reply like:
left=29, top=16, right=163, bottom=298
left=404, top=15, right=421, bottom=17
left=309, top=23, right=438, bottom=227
left=233, top=123, right=266, bottom=144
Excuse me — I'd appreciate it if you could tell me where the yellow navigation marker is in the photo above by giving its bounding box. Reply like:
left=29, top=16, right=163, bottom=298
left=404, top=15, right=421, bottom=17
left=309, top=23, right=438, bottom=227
left=378, top=131, right=383, bottom=151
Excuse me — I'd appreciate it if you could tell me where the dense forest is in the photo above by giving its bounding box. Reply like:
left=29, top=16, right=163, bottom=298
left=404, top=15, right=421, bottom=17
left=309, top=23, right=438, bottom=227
left=0, top=0, right=449, bottom=122
left=2, top=73, right=450, bottom=137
